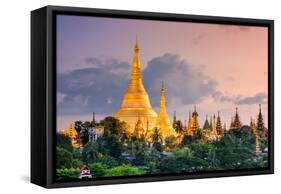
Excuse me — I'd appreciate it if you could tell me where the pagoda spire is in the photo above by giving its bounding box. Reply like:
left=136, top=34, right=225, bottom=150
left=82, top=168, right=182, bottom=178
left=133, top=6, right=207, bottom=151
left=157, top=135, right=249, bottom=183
left=213, top=114, right=216, bottom=130
left=114, top=37, right=158, bottom=133
left=256, top=104, right=265, bottom=137
left=173, top=110, right=177, bottom=128
left=191, top=105, right=199, bottom=131
left=187, top=111, right=192, bottom=134
left=92, top=112, right=96, bottom=126
left=160, top=81, right=167, bottom=114
left=232, top=107, right=242, bottom=129
left=134, top=34, right=139, bottom=53
left=203, top=114, right=210, bottom=129
left=157, top=81, right=174, bottom=138
left=130, top=35, right=142, bottom=83
left=216, top=111, right=222, bottom=135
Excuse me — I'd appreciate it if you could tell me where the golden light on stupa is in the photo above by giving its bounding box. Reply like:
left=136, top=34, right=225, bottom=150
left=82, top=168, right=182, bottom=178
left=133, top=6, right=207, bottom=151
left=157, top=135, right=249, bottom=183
left=114, top=36, right=158, bottom=133
left=156, top=81, right=176, bottom=138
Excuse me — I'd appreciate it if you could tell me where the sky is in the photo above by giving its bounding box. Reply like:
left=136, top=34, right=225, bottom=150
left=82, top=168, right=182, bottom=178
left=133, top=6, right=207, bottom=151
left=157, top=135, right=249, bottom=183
left=56, top=14, right=268, bottom=131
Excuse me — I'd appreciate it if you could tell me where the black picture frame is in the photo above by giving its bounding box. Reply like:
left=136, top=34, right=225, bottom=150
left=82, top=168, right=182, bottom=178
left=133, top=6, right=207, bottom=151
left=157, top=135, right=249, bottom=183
left=31, top=5, right=274, bottom=188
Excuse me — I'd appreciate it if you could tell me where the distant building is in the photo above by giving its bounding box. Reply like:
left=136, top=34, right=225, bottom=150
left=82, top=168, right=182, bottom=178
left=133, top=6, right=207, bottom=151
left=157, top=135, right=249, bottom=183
left=88, top=112, right=104, bottom=142
left=79, top=165, right=92, bottom=179
left=256, top=104, right=267, bottom=138
left=231, top=107, right=242, bottom=129
left=59, top=122, right=80, bottom=148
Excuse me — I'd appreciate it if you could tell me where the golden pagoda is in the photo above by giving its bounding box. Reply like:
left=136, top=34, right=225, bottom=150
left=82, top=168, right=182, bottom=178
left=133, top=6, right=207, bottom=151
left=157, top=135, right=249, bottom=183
left=250, top=117, right=257, bottom=135
left=114, top=37, right=158, bottom=133
left=60, top=122, right=80, bottom=148
left=190, top=105, right=200, bottom=131
left=231, top=107, right=242, bottom=129
left=157, top=81, right=175, bottom=138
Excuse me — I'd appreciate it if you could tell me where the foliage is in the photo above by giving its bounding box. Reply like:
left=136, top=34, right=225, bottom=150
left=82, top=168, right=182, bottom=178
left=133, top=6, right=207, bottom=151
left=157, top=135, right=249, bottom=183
left=57, top=133, right=73, bottom=152
left=56, top=168, right=80, bottom=180
left=192, top=129, right=203, bottom=142
left=190, top=142, right=214, bottom=160
left=95, top=155, right=120, bottom=167
left=157, top=148, right=208, bottom=173
left=213, top=129, right=255, bottom=169
left=57, top=118, right=268, bottom=179
left=82, top=141, right=98, bottom=163
left=164, top=135, right=177, bottom=150
left=56, top=147, right=74, bottom=169
left=174, top=120, right=184, bottom=134
left=89, top=162, right=108, bottom=177
left=74, top=120, right=90, bottom=146
left=151, top=127, right=163, bottom=152
left=104, top=164, right=145, bottom=177
left=181, top=134, right=193, bottom=146
left=127, top=136, right=149, bottom=165
left=98, top=133, right=123, bottom=158
left=100, top=116, right=128, bottom=136
left=151, top=127, right=162, bottom=143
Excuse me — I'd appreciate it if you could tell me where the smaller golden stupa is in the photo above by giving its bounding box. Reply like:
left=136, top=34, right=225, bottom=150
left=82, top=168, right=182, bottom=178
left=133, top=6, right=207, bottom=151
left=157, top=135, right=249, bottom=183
left=156, top=81, right=176, bottom=138
left=60, top=123, right=80, bottom=148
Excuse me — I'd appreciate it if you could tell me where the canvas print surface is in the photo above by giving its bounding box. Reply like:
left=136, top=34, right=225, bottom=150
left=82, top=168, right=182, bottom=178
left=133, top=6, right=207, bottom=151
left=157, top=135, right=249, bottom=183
left=56, top=14, right=269, bottom=181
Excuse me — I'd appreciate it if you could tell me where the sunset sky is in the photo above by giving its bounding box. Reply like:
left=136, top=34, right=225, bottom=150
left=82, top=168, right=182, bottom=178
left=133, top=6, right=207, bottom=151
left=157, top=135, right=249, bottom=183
left=56, top=14, right=268, bottom=131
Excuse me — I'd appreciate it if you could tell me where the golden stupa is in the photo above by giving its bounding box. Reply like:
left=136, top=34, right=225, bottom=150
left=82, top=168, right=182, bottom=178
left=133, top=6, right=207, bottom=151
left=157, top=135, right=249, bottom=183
left=114, top=37, right=158, bottom=133
left=156, top=81, right=176, bottom=138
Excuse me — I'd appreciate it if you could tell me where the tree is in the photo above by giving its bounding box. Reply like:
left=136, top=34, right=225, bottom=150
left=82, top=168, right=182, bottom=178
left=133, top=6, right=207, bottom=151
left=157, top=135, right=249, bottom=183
left=152, top=127, right=162, bottom=143
left=74, top=120, right=90, bottom=146
left=174, top=120, right=184, bottom=134
left=57, top=133, right=73, bottom=151
left=151, top=127, right=163, bottom=152
left=104, top=164, right=144, bottom=177
left=56, top=168, right=80, bottom=180
left=157, top=148, right=208, bottom=173
left=213, top=131, right=254, bottom=169
left=181, top=134, right=193, bottom=146
left=100, top=116, right=128, bottom=136
left=56, top=146, right=73, bottom=169
left=190, top=142, right=214, bottom=160
left=74, top=121, right=83, bottom=134
left=82, top=141, right=98, bottom=163
left=164, top=135, right=177, bottom=150
left=98, top=133, right=123, bottom=158
left=89, top=163, right=108, bottom=177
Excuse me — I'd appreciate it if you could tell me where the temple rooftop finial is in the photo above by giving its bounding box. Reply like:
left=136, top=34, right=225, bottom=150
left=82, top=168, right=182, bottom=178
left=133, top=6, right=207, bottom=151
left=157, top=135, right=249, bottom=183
left=161, top=80, right=164, bottom=91
left=134, top=34, right=139, bottom=53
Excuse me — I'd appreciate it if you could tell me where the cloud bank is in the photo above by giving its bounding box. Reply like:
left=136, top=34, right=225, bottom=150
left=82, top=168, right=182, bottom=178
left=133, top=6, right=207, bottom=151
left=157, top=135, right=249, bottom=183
left=57, top=53, right=266, bottom=116
left=212, top=91, right=267, bottom=105
left=143, top=53, right=217, bottom=108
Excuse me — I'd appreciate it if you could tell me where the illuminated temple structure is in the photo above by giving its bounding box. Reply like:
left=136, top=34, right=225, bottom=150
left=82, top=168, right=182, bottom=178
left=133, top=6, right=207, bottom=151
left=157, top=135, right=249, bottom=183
left=114, top=37, right=175, bottom=138
left=113, top=38, right=267, bottom=141
left=156, top=81, right=175, bottom=137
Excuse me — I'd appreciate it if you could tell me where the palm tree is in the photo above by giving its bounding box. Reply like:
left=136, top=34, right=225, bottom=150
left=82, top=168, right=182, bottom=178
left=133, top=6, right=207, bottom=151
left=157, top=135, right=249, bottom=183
left=175, top=120, right=184, bottom=134
left=152, top=127, right=163, bottom=143
left=74, top=121, right=83, bottom=133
